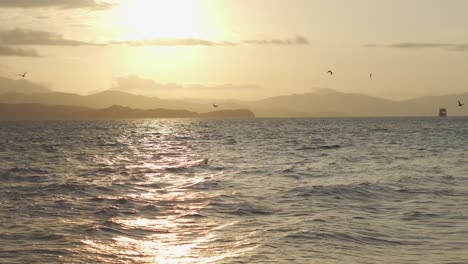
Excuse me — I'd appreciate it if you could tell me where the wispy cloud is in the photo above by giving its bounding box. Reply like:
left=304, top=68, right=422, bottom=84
left=451, top=44, right=468, bottom=51
left=187, top=83, right=263, bottom=90
left=0, top=0, right=114, bottom=10
left=111, top=75, right=262, bottom=93
left=366, top=42, right=468, bottom=51
left=0, top=45, right=40, bottom=57
left=0, top=28, right=309, bottom=49
left=114, top=38, right=237, bottom=47
left=245, top=35, right=309, bottom=45
left=115, top=35, right=310, bottom=47
left=0, top=28, right=103, bottom=46
left=71, top=24, right=90, bottom=28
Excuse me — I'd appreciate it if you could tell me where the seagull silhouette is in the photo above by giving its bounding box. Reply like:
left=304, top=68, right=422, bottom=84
left=16, top=72, right=27, bottom=78
left=458, top=100, right=464, bottom=107
left=327, top=70, right=333, bottom=76
left=213, top=104, right=219, bottom=108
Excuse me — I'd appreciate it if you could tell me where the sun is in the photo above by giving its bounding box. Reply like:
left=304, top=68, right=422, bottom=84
left=113, top=0, right=202, bottom=40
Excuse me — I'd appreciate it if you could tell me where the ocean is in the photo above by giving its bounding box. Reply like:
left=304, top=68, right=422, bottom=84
left=0, top=118, right=467, bottom=264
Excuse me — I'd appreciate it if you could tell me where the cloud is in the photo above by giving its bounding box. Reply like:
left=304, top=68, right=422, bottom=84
left=187, top=83, right=263, bottom=91
left=111, top=76, right=180, bottom=93
left=451, top=44, right=468, bottom=51
left=244, top=35, right=310, bottom=45
left=366, top=42, right=468, bottom=51
left=111, top=75, right=262, bottom=94
left=115, top=35, right=309, bottom=47
left=0, top=45, right=40, bottom=57
left=107, top=75, right=264, bottom=100
left=0, top=28, right=103, bottom=46
left=0, top=0, right=113, bottom=10
left=0, top=29, right=309, bottom=49
left=72, top=24, right=90, bottom=28
left=114, top=38, right=237, bottom=47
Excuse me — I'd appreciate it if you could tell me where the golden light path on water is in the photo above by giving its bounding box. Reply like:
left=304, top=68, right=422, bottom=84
left=81, top=178, right=259, bottom=264
left=75, top=121, right=260, bottom=263
left=2, top=119, right=468, bottom=263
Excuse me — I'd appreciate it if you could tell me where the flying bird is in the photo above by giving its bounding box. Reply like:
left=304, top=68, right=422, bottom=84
left=16, top=72, right=27, bottom=78
left=213, top=104, right=219, bottom=108
left=458, top=100, right=464, bottom=107
left=327, top=70, right=333, bottom=76
left=370, top=73, right=373, bottom=79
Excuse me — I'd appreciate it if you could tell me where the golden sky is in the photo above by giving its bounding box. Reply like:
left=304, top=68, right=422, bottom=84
left=1, top=0, right=468, bottom=100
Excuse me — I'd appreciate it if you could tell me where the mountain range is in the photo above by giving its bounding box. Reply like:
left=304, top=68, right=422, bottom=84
left=0, top=104, right=255, bottom=120
left=0, top=77, right=467, bottom=117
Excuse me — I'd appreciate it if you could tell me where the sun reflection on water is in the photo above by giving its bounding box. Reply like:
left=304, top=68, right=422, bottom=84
left=82, top=215, right=258, bottom=264
left=80, top=161, right=257, bottom=263
left=75, top=121, right=260, bottom=263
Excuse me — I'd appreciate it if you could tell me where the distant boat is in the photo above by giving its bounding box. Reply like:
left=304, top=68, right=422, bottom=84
left=439, top=108, right=447, bottom=117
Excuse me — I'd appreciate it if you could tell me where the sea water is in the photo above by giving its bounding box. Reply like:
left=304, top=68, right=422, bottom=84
left=0, top=118, right=467, bottom=263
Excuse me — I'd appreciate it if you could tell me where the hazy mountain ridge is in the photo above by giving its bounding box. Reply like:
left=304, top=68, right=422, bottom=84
left=0, top=90, right=211, bottom=112
left=248, top=90, right=468, bottom=116
left=0, top=77, right=50, bottom=94
left=0, top=84, right=467, bottom=117
left=0, top=104, right=255, bottom=120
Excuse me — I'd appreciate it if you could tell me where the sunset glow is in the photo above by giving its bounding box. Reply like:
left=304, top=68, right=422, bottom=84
left=111, top=0, right=204, bottom=40
left=1, top=1, right=468, bottom=263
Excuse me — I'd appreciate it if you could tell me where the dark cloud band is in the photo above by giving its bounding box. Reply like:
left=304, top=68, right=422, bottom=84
left=0, top=28, right=309, bottom=49
left=114, top=38, right=237, bottom=47
left=115, top=36, right=310, bottom=47
left=0, top=0, right=113, bottom=10
left=366, top=42, right=468, bottom=52
left=0, top=28, right=103, bottom=46
left=244, top=35, right=309, bottom=45
left=0, top=45, right=40, bottom=57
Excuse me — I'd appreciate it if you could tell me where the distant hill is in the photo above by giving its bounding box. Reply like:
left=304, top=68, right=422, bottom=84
left=0, top=90, right=213, bottom=112
left=0, top=85, right=466, bottom=117
left=401, top=92, right=468, bottom=109
left=0, top=104, right=255, bottom=120
left=0, top=77, right=50, bottom=94
left=248, top=91, right=398, bottom=117
left=245, top=90, right=468, bottom=117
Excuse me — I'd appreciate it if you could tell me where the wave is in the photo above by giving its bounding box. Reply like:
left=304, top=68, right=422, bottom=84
left=163, top=158, right=209, bottom=172
left=7, top=166, right=50, bottom=174
left=286, top=182, right=401, bottom=202
left=211, top=201, right=276, bottom=216
left=297, top=144, right=342, bottom=150
left=285, top=231, right=421, bottom=246
left=2, top=118, right=467, bottom=264
left=368, top=128, right=391, bottom=132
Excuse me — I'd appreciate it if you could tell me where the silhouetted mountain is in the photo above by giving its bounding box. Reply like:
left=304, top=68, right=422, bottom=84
left=248, top=90, right=468, bottom=117
left=0, top=104, right=255, bottom=120
left=402, top=92, right=468, bottom=108
left=0, top=77, right=50, bottom=94
left=0, top=90, right=212, bottom=112
left=250, top=91, right=395, bottom=116
left=86, top=105, right=199, bottom=119
left=0, top=87, right=466, bottom=117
